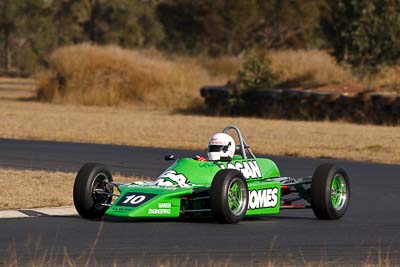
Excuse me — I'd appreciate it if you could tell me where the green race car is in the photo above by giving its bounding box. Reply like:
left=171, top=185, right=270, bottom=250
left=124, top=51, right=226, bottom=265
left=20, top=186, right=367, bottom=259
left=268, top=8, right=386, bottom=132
left=73, top=125, right=350, bottom=224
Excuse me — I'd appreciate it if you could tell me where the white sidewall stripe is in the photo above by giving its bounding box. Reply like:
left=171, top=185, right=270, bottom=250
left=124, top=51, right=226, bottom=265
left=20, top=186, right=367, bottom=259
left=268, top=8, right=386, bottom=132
left=0, top=206, right=77, bottom=219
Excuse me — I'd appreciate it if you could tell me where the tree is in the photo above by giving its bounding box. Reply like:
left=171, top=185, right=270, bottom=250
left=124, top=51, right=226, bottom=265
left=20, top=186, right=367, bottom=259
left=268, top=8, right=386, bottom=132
left=157, top=0, right=261, bottom=55
left=256, top=0, right=327, bottom=49
left=53, top=0, right=164, bottom=47
left=156, top=1, right=208, bottom=53
left=157, top=0, right=327, bottom=55
left=206, top=0, right=261, bottom=55
left=19, top=1, right=58, bottom=70
left=322, top=0, right=400, bottom=75
left=0, top=0, right=21, bottom=70
left=0, top=0, right=55, bottom=72
left=50, top=0, right=84, bottom=45
left=97, top=0, right=164, bottom=47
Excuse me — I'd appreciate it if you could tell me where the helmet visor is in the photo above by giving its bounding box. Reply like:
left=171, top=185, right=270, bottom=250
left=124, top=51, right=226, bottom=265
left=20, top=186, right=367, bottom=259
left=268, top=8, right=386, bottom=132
left=208, top=145, right=229, bottom=152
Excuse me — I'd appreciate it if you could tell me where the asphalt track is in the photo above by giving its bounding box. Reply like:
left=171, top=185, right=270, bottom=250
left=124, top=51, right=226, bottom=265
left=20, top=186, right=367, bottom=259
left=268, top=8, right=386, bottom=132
left=1, top=138, right=400, bottom=265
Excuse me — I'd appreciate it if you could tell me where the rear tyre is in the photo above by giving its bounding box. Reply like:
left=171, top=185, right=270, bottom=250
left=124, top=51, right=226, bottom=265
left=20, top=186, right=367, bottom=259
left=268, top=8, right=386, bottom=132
left=73, top=163, right=113, bottom=219
left=210, top=169, right=248, bottom=224
left=311, top=163, right=350, bottom=220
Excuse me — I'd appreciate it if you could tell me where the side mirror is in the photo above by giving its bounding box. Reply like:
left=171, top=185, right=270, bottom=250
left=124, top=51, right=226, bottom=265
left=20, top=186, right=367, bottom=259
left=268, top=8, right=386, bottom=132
left=164, top=154, right=175, bottom=160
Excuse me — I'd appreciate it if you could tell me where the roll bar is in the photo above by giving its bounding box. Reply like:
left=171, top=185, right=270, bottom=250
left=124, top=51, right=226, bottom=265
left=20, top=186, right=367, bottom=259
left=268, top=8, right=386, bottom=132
left=222, top=125, right=256, bottom=159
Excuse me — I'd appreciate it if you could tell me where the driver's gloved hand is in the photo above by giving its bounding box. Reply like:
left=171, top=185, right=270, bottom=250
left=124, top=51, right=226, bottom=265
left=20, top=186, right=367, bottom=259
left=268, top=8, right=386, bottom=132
left=194, top=155, right=207, bottom=161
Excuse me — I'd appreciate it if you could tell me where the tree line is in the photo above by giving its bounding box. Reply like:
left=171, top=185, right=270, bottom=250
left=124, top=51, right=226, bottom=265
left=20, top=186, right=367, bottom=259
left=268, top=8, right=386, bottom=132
left=1, top=0, right=400, bottom=76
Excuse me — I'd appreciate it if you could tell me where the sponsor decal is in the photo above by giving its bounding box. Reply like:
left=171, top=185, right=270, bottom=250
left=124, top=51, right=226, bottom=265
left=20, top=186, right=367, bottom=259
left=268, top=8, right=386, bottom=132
left=220, top=160, right=262, bottom=179
left=148, top=209, right=171, bottom=215
left=199, top=162, right=215, bottom=168
left=247, top=188, right=278, bottom=210
left=210, top=139, right=225, bottom=145
left=148, top=203, right=172, bottom=214
left=158, top=202, right=171, bottom=208
left=116, top=192, right=157, bottom=207
left=110, top=207, right=133, bottom=212
left=155, top=170, right=191, bottom=188
left=128, top=183, right=178, bottom=190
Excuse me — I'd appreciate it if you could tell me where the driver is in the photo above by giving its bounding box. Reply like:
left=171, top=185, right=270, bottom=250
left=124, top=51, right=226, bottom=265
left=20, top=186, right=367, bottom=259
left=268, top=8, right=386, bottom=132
left=207, top=133, right=235, bottom=161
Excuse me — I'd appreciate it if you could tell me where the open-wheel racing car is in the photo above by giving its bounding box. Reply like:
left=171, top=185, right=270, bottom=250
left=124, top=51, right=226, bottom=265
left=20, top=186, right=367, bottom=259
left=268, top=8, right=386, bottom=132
left=73, top=125, right=350, bottom=224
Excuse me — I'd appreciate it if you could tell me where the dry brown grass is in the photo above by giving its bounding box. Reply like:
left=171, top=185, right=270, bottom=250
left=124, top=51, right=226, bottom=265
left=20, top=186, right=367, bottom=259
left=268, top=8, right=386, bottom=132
left=35, top=45, right=400, bottom=111
left=267, top=49, right=400, bottom=93
left=268, top=49, right=356, bottom=89
left=2, top=255, right=397, bottom=267
left=36, top=46, right=359, bottom=110
left=36, top=44, right=228, bottom=108
left=0, top=77, right=36, bottom=100
left=37, top=47, right=359, bottom=108
left=0, top=96, right=399, bottom=164
left=0, top=168, right=143, bottom=210
left=369, top=66, right=400, bottom=93
left=196, top=55, right=241, bottom=79
left=2, top=248, right=395, bottom=267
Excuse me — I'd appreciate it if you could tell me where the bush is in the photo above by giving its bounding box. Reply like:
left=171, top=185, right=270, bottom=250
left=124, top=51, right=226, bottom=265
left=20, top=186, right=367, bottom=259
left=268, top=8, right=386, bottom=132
left=233, top=53, right=279, bottom=91
left=36, top=43, right=224, bottom=108
left=228, top=50, right=354, bottom=93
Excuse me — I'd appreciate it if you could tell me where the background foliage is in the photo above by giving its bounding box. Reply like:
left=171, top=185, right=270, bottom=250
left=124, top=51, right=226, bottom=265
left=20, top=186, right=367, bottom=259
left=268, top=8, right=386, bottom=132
left=1, top=0, right=400, bottom=78
left=0, top=0, right=326, bottom=73
left=322, top=0, right=400, bottom=76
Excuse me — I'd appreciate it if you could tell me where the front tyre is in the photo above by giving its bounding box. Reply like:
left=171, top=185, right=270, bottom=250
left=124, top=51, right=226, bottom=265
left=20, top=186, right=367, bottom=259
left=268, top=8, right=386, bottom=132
left=311, top=163, right=350, bottom=220
left=73, top=163, right=113, bottom=219
left=210, top=169, right=249, bottom=224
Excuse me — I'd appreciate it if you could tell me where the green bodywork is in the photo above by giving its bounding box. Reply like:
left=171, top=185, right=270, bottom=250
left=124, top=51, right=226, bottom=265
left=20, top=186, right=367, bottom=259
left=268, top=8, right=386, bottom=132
left=105, top=155, right=282, bottom=218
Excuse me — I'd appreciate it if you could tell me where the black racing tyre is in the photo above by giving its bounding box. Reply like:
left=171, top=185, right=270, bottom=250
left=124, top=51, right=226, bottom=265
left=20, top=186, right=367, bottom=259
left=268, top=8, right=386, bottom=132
left=311, top=163, right=350, bottom=220
left=210, top=169, right=249, bottom=224
left=73, top=163, right=113, bottom=219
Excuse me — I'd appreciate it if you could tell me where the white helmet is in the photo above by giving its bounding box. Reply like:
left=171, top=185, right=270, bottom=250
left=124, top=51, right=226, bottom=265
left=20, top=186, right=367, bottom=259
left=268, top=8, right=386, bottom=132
left=207, top=133, right=235, bottom=161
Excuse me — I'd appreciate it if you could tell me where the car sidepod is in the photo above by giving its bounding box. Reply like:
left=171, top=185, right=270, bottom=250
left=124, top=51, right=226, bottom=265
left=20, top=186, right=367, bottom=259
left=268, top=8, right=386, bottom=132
left=245, top=180, right=281, bottom=216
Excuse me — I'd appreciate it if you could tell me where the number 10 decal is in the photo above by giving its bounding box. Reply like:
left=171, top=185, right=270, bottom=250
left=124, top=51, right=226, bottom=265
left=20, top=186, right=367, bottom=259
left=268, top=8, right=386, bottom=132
left=122, top=195, right=146, bottom=205
left=117, top=192, right=157, bottom=207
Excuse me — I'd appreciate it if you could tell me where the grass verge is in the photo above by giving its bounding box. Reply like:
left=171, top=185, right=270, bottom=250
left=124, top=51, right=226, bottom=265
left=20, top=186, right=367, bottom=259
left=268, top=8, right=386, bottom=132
left=1, top=243, right=397, bottom=267
left=0, top=168, right=142, bottom=210
left=0, top=97, right=399, bottom=164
